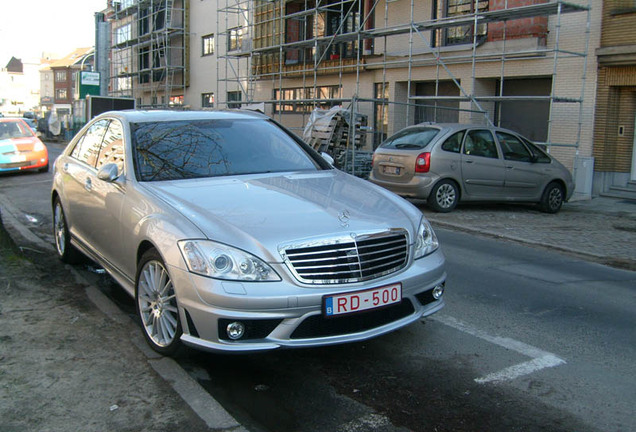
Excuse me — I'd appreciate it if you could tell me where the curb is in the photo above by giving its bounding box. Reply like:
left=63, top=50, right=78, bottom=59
left=0, top=195, right=246, bottom=432
left=427, top=218, right=636, bottom=272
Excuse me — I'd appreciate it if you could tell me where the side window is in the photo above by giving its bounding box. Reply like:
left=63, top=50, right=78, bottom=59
left=523, top=138, right=551, bottom=163
left=441, top=131, right=465, bottom=153
left=96, top=120, right=125, bottom=173
left=462, top=130, right=498, bottom=159
left=70, top=119, right=109, bottom=167
left=496, top=132, right=533, bottom=162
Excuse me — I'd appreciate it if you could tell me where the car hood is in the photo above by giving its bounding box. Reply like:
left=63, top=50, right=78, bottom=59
left=0, top=137, right=41, bottom=153
left=142, top=170, right=421, bottom=262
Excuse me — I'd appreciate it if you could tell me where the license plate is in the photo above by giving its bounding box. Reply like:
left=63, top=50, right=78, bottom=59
left=324, top=283, right=402, bottom=317
left=383, top=165, right=400, bottom=175
left=11, top=155, right=26, bottom=163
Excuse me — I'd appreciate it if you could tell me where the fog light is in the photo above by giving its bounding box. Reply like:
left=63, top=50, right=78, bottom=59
left=226, top=321, right=246, bottom=340
left=432, top=284, right=445, bottom=300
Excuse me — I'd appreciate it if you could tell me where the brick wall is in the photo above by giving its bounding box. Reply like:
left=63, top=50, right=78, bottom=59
left=601, top=1, right=636, bottom=47
left=488, top=0, right=549, bottom=43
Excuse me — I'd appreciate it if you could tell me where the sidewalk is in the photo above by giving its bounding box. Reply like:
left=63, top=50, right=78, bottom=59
left=0, top=216, right=245, bottom=432
left=1, top=195, right=634, bottom=432
left=419, top=196, right=636, bottom=271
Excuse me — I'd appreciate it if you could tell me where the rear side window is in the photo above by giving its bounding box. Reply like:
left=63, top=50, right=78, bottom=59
left=71, top=119, right=109, bottom=167
left=380, top=127, right=440, bottom=150
left=441, top=131, right=465, bottom=153
left=463, top=130, right=499, bottom=159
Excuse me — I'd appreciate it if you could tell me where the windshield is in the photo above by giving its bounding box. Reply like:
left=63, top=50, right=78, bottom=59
left=380, top=127, right=440, bottom=150
left=132, top=118, right=321, bottom=181
left=0, top=121, right=34, bottom=139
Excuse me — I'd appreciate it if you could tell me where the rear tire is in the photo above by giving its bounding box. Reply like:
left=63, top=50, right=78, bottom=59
left=53, top=198, right=82, bottom=264
left=136, top=249, right=182, bottom=356
left=428, top=180, right=459, bottom=213
left=539, top=182, right=564, bottom=214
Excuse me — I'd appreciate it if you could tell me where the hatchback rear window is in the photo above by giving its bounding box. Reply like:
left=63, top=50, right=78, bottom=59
left=379, top=127, right=440, bottom=150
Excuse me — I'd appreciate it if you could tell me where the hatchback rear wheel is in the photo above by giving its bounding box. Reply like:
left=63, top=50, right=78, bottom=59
left=428, top=180, right=459, bottom=213
left=136, top=249, right=182, bottom=356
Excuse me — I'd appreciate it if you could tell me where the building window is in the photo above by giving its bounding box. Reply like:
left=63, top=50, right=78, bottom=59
left=56, top=88, right=68, bottom=100
left=273, top=85, right=342, bottom=113
left=169, top=95, right=183, bottom=106
left=115, top=23, right=132, bottom=44
left=227, top=27, right=244, bottom=52
left=202, top=34, right=215, bottom=56
left=374, top=83, right=389, bottom=147
left=434, top=0, right=488, bottom=47
left=284, top=0, right=359, bottom=64
left=227, top=91, right=242, bottom=108
left=612, top=0, right=636, bottom=14
left=55, top=71, right=67, bottom=82
left=202, top=92, right=215, bottom=108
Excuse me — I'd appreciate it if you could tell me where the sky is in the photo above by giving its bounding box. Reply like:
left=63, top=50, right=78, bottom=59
left=0, top=0, right=107, bottom=64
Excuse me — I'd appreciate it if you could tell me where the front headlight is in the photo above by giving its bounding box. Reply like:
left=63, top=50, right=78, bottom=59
left=34, top=141, right=45, bottom=152
left=414, top=218, right=439, bottom=259
left=178, top=240, right=281, bottom=282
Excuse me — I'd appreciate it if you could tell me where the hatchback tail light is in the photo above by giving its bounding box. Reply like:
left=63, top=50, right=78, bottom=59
left=415, top=152, right=431, bottom=173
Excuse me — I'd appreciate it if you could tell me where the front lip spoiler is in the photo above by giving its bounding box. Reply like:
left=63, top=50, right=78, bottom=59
left=179, top=298, right=445, bottom=353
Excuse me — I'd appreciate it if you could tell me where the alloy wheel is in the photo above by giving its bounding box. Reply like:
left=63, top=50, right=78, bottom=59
left=54, top=203, right=66, bottom=256
left=436, top=183, right=457, bottom=209
left=137, top=260, right=179, bottom=348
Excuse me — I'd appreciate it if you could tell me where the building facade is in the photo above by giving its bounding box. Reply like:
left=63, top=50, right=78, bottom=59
left=592, top=0, right=636, bottom=198
left=101, top=0, right=635, bottom=199
left=107, top=0, right=187, bottom=108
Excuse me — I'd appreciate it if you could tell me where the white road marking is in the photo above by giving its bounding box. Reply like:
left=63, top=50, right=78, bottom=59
left=431, top=315, right=566, bottom=384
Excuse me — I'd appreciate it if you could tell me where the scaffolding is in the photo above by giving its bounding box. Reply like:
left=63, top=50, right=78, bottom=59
left=108, top=0, right=188, bottom=109
left=217, top=0, right=592, bottom=173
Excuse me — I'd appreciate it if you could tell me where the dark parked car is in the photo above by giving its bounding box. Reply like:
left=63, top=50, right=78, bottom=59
left=369, top=123, right=574, bottom=213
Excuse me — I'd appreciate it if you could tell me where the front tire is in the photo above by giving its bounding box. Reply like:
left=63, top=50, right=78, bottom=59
left=136, top=249, right=182, bottom=356
left=539, top=182, right=564, bottom=214
left=53, top=198, right=82, bottom=263
left=428, top=180, right=459, bottom=213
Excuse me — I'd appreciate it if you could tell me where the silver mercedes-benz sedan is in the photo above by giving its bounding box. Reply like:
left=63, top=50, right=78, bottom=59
left=52, top=110, right=446, bottom=355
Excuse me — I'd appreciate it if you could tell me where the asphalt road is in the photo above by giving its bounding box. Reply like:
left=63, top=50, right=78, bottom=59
left=1, top=141, right=634, bottom=432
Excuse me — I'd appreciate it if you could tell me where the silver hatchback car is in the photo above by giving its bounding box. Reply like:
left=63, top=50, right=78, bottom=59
left=369, top=123, right=574, bottom=213
left=51, top=110, right=446, bottom=355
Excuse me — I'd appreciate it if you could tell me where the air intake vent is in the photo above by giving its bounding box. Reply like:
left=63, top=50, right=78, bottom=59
left=281, top=230, right=409, bottom=284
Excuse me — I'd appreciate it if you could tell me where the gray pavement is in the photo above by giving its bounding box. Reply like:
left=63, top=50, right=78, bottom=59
left=0, top=194, right=635, bottom=432
left=419, top=196, right=636, bottom=271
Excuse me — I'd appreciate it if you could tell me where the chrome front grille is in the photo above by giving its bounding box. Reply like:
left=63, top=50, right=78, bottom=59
left=280, top=230, right=409, bottom=284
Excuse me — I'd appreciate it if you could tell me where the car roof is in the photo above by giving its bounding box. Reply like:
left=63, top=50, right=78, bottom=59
left=97, top=109, right=268, bottom=123
left=397, top=122, right=526, bottom=136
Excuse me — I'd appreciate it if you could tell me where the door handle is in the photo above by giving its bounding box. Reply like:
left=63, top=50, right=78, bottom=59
left=85, top=178, right=92, bottom=192
left=465, top=160, right=474, bottom=164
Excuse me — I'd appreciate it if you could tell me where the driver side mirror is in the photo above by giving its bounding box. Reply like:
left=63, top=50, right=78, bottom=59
left=321, top=152, right=335, bottom=166
left=97, top=163, right=120, bottom=182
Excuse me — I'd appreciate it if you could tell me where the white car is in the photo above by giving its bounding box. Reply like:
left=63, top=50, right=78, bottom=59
left=52, top=110, right=446, bottom=355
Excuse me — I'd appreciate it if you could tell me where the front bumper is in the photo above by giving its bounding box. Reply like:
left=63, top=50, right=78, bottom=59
left=0, top=154, right=48, bottom=172
left=170, top=248, right=446, bottom=352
